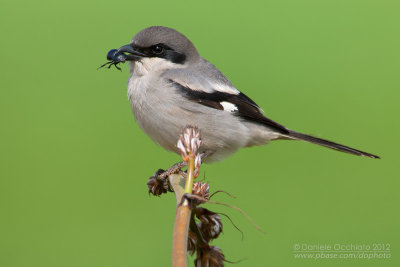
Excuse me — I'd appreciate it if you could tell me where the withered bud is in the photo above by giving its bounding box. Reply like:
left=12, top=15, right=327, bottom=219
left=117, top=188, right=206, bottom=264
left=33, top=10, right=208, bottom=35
left=147, top=176, right=169, bottom=196
left=177, top=126, right=202, bottom=161
left=187, top=230, right=197, bottom=256
left=194, top=244, right=225, bottom=267
left=192, top=182, right=210, bottom=200
left=194, top=154, right=202, bottom=178
left=195, top=207, right=223, bottom=241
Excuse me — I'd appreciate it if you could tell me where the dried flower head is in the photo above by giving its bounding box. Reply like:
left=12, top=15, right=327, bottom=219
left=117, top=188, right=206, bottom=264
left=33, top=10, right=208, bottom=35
left=147, top=176, right=169, bottom=196
left=177, top=126, right=202, bottom=161
left=194, top=154, right=202, bottom=178
left=194, top=244, right=225, bottom=267
left=192, top=182, right=210, bottom=200
left=187, top=230, right=197, bottom=256
left=195, top=207, right=223, bottom=241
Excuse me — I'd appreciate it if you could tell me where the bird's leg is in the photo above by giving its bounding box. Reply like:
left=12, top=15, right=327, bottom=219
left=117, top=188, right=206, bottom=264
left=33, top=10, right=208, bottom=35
left=147, top=161, right=187, bottom=196
left=153, top=152, right=210, bottom=179
left=148, top=152, right=210, bottom=195
left=158, top=161, right=188, bottom=180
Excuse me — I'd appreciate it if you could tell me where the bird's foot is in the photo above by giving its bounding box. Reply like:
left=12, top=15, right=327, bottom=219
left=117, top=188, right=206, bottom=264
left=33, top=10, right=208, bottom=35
left=147, top=161, right=188, bottom=196
left=158, top=161, right=188, bottom=180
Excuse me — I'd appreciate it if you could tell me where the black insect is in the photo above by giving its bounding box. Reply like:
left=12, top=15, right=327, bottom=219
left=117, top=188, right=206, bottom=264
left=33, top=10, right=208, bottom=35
left=98, top=49, right=127, bottom=71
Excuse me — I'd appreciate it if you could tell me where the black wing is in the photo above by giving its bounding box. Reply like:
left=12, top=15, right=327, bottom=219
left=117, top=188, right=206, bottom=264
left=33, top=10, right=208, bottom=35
left=169, top=79, right=290, bottom=135
left=170, top=79, right=380, bottom=158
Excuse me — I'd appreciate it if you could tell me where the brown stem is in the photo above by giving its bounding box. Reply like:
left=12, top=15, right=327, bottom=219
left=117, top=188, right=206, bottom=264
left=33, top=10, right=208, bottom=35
left=172, top=203, right=191, bottom=267
left=171, top=154, right=196, bottom=266
left=170, top=126, right=202, bottom=266
left=168, top=170, right=193, bottom=267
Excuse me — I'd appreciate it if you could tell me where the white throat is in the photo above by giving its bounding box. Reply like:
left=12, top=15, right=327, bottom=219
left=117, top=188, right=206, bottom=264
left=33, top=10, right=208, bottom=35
left=130, top=57, right=185, bottom=77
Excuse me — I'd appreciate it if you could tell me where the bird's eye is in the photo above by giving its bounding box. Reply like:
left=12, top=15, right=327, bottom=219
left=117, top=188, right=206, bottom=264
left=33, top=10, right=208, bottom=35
left=152, top=45, right=164, bottom=55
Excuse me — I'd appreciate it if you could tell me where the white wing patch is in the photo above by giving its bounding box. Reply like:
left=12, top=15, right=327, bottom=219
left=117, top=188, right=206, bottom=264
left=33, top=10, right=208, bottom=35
left=170, top=79, right=240, bottom=95
left=220, top=101, right=238, bottom=112
left=212, top=83, right=240, bottom=95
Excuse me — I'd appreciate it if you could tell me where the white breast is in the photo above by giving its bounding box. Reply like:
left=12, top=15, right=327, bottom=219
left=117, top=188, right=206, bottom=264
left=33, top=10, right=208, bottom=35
left=127, top=62, right=182, bottom=152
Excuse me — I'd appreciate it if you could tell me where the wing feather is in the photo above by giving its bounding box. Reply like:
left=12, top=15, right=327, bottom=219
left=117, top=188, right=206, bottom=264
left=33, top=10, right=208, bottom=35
left=169, top=79, right=290, bottom=135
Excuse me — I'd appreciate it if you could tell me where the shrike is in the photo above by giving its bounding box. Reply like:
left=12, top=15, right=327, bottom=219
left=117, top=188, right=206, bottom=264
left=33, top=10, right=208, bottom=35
left=109, top=26, right=379, bottom=162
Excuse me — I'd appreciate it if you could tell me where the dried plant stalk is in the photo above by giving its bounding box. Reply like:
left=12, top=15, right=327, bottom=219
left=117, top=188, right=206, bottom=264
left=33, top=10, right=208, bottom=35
left=170, top=126, right=202, bottom=267
left=169, top=172, right=192, bottom=267
left=172, top=203, right=191, bottom=267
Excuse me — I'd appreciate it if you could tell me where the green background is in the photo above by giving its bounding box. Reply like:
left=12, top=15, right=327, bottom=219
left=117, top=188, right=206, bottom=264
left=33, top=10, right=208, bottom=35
left=1, top=0, right=398, bottom=266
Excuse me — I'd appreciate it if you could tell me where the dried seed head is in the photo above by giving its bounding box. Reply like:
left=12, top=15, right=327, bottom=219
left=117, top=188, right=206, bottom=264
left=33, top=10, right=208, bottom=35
left=194, top=244, right=225, bottom=267
left=187, top=230, right=197, bottom=256
left=194, top=154, right=202, bottom=178
left=192, top=182, right=209, bottom=200
left=147, top=177, right=169, bottom=196
left=176, top=139, right=187, bottom=159
left=195, top=208, right=223, bottom=241
left=177, top=126, right=202, bottom=161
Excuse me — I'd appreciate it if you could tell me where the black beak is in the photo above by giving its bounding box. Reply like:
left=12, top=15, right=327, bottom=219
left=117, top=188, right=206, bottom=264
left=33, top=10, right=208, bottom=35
left=117, top=44, right=147, bottom=61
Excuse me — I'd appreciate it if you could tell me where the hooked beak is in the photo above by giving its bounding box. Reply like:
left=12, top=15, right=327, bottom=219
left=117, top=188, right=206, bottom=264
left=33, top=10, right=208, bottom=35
left=117, top=44, right=147, bottom=61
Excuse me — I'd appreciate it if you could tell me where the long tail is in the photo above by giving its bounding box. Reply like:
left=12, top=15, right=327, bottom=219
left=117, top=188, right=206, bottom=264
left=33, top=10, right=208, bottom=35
left=283, top=130, right=380, bottom=159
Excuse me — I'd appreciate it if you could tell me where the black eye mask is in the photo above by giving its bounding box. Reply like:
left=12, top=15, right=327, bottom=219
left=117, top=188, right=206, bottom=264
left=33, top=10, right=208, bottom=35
left=99, top=43, right=187, bottom=71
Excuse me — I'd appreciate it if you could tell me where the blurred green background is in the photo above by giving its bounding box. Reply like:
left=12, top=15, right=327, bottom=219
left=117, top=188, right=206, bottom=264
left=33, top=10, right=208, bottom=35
left=1, top=0, right=398, bottom=266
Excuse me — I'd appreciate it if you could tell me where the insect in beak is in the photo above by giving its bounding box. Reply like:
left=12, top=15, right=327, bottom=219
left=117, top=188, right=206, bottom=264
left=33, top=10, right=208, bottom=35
left=98, top=49, right=128, bottom=71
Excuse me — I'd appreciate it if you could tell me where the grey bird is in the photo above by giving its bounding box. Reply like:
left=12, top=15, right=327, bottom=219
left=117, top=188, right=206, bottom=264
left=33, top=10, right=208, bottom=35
left=114, top=26, right=379, bottom=162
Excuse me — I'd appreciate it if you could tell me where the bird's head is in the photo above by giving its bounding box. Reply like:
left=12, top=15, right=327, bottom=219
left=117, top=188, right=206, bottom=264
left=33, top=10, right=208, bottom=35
left=117, top=26, right=200, bottom=74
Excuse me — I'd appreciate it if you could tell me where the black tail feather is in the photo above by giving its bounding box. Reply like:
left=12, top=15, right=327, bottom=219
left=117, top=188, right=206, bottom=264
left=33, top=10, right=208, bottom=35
left=286, top=130, right=380, bottom=159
